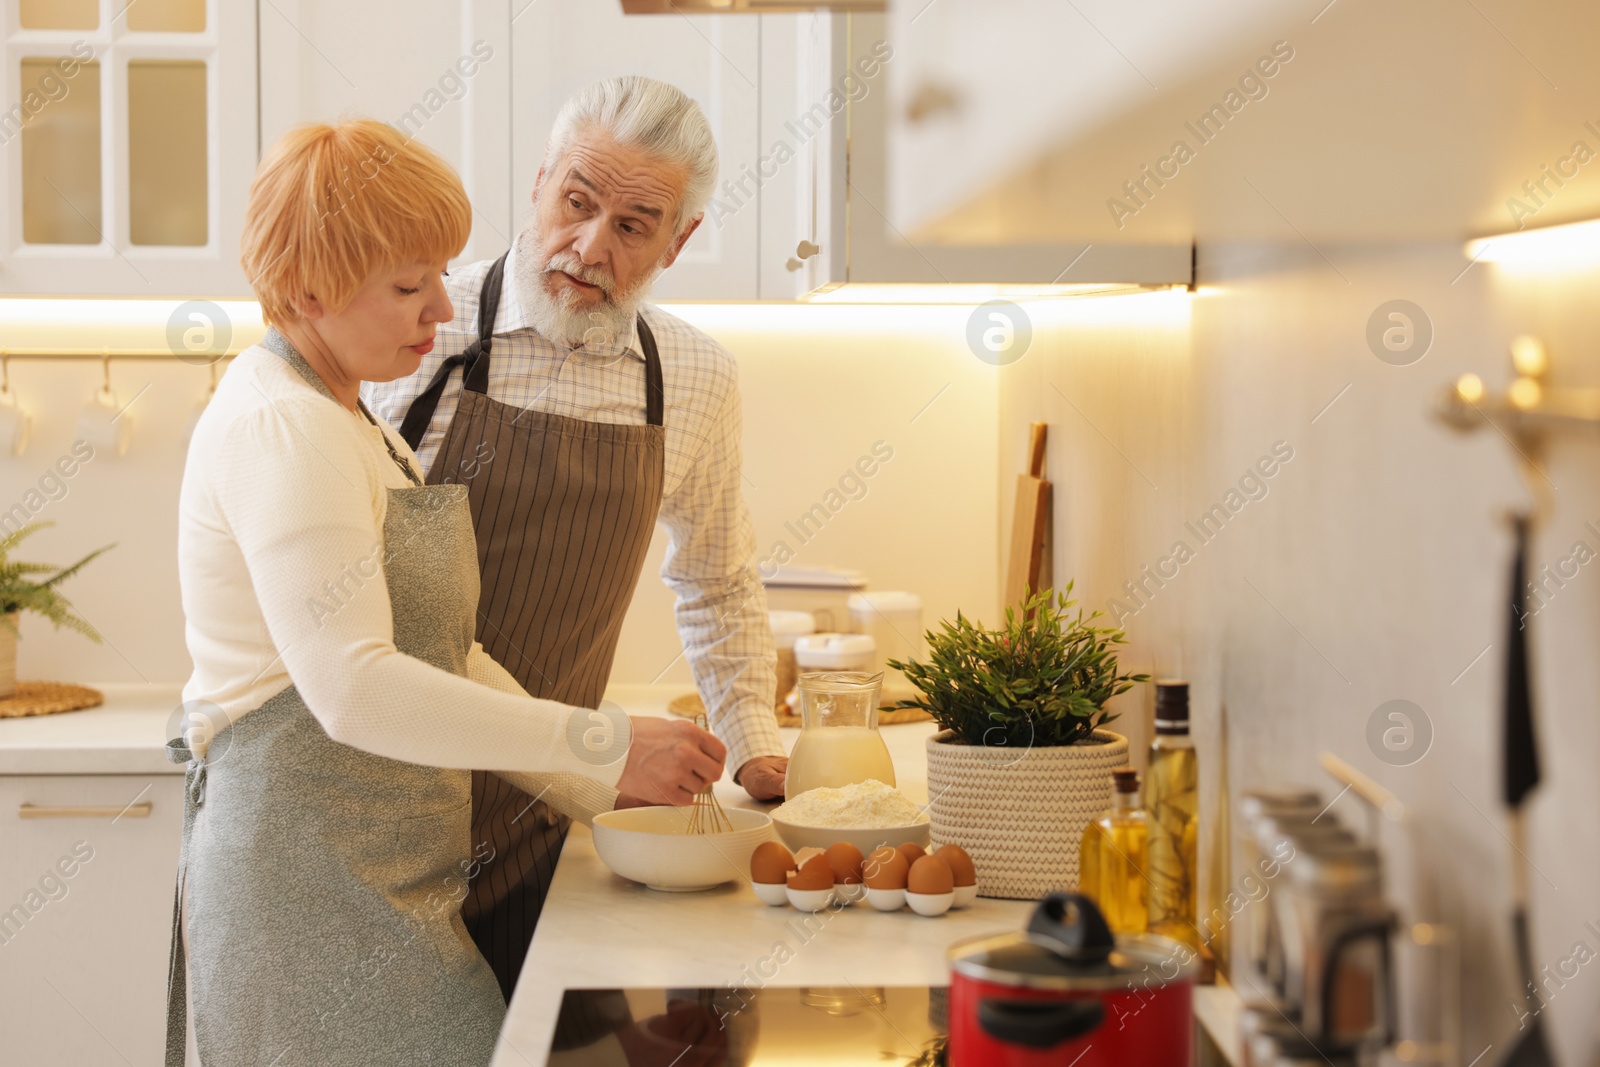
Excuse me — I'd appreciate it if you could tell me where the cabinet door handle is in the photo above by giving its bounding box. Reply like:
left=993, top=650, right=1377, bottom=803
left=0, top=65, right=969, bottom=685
left=904, top=81, right=963, bottom=124
left=787, top=240, right=822, bottom=272
left=18, top=803, right=152, bottom=819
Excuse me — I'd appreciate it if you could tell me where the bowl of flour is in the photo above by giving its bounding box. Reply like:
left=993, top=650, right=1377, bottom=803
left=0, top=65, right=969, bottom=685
left=770, top=779, right=932, bottom=852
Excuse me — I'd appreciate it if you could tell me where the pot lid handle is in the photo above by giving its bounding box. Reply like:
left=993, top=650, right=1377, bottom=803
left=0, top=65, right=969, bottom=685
left=1025, top=892, right=1116, bottom=964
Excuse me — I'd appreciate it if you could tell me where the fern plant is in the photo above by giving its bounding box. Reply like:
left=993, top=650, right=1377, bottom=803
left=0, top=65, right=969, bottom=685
left=887, top=583, right=1148, bottom=748
left=0, top=522, right=113, bottom=642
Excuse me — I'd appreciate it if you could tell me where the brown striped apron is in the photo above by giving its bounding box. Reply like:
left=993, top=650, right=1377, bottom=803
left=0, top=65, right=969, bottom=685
left=397, top=253, right=665, bottom=1001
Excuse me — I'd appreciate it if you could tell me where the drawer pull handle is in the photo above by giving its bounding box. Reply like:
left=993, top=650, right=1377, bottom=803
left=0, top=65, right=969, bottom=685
left=18, top=803, right=152, bottom=819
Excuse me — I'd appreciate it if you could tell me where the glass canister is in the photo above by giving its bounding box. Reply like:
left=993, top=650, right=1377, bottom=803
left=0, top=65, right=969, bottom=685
left=847, top=590, right=923, bottom=700
left=769, top=610, right=817, bottom=712
left=784, top=671, right=896, bottom=801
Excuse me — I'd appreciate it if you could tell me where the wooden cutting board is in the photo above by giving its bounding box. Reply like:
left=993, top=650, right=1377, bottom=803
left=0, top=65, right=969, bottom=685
left=667, top=692, right=930, bottom=727
left=1004, top=422, right=1051, bottom=608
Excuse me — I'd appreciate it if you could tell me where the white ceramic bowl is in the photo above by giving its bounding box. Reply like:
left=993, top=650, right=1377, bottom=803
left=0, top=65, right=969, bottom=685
left=769, top=816, right=931, bottom=855
left=752, top=881, right=790, bottom=906
left=591, top=806, right=772, bottom=892
left=905, top=890, right=954, bottom=917
left=952, top=884, right=979, bottom=909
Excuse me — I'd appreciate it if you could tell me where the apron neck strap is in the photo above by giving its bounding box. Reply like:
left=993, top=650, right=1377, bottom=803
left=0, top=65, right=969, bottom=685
left=461, top=252, right=509, bottom=395
left=261, top=327, right=338, bottom=404
left=638, top=315, right=663, bottom=427
left=396, top=251, right=667, bottom=448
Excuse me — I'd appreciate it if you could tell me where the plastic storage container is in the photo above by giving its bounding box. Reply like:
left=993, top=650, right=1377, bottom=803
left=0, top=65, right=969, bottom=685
left=793, top=633, right=876, bottom=673
left=847, top=591, right=923, bottom=700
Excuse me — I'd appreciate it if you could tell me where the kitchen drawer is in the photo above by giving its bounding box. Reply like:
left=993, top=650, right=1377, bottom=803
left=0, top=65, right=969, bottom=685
left=0, top=774, right=184, bottom=1066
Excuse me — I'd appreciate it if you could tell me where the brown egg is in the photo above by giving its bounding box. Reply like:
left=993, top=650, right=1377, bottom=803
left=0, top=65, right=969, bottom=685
left=794, top=846, right=827, bottom=868
left=749, top=841, right=796, bottom=885
left=825, top=842, right=865, bottom=885
left=897, top=842, right=927, bottom=868
left=787, top=854, right=834, bottom=892
left=907, top=855, right=954, bottom=895
left=934, top=844, right=977, bottom=888
left=862, top=846, right=909, bottom=890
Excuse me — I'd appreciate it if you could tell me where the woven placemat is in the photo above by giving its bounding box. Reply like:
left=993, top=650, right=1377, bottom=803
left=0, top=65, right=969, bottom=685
left=667, top=691, right=931, bottom=728
left=0, top=681, right=104, bottom=719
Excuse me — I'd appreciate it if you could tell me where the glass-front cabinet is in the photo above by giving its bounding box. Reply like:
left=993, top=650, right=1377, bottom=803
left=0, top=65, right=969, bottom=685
left=2, top=0, right=257, bottom=296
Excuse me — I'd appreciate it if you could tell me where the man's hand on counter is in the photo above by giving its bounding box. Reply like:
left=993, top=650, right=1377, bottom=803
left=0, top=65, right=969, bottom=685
left=735, top=755, right=787, bottom=801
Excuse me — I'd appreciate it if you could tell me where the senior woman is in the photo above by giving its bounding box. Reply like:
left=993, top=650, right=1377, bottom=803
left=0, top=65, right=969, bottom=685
left=168, top=120, right=724, bottom=1067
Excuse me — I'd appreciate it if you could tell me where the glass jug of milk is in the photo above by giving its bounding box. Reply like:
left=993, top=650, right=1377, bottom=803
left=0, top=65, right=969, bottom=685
left=785, top=671, right=896, bottom=801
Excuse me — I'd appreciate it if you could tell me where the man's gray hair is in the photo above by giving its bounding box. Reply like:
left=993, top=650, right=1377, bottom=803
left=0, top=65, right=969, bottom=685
left=543, top=76, right=718, bottom=234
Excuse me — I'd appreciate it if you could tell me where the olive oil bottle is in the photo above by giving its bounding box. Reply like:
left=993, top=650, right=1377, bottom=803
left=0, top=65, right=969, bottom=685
left=1078, top=768, right=1149, bottom=933
left=1145, top=680, right=1199, bottom=947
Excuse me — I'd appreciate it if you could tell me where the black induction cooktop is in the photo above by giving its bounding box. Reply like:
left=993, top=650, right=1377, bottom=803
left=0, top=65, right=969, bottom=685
left=545, top=986, right=948, bottom=1066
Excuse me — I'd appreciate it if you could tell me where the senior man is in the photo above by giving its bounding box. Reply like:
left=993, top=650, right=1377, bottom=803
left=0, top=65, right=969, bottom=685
left=364, top=76, right=786, bottom=998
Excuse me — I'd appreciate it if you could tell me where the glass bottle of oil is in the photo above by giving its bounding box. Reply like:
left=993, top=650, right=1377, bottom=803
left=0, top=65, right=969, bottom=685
left=1145, top=680, right=1199, bottom=948
left=1077, top=768, right=1149, bottom=934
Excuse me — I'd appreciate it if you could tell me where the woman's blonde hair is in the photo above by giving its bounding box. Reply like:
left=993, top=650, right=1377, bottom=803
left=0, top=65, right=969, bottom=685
left=242, top=120, right=471, bottom=324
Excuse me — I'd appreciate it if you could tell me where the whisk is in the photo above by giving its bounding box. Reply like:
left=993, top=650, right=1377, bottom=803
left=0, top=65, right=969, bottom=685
left=686, top=713, right=733, bottom=835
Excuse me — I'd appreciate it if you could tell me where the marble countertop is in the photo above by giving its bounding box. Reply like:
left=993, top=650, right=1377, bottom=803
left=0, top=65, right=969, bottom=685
left=492, top=684, right=1035, bottom=1066
left=1, top=681, right=1240, bottom=1063
left=494, top=684, right=1244, bottom=1066
left=0, top=683, right=184, bottom=775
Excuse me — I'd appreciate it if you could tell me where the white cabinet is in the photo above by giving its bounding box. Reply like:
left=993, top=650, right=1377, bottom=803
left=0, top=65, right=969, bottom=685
left=0, top=773, right=184, bottom=1066
left=753, top=11, right=845, bottom=299
left=881, top=0, right=1298, bottom=254
left=838, top=11, right=1190, bottom=287
left=756, top=11, right=1190, bottom=295
left=0, top=2, right=1194, bottom=300
left=257, top=0, right=514, bottom=267
left=0, top=0, right=259, bottom=297
left=510, top=1, right=762, bottom=300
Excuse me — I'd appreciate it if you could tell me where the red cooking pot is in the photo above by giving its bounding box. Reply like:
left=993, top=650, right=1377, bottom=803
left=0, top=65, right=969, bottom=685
left=948, top=892, right=1198, bottom=1067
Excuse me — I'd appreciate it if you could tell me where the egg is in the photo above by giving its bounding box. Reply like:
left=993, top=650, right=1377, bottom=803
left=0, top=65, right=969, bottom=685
left=862, top=846, right=909, bottom=890
left=794, top=846, right=828, bottom=868
left=787, top=854, right=835, bottom=892
left=907, top=855, right=954, bottom=895
left=896, top=842, right=927, bottom=867
left=749, top=841, right=796, bottom=885
left=934, top=844, right=977, bottom=888
left=825, top=842, right=865, bottom=885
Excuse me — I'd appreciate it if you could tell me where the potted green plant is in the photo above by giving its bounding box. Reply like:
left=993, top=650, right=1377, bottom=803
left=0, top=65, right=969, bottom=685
left=0, top=522, right=112, bottom=699
left=888, top=583, right=1148, bottom=899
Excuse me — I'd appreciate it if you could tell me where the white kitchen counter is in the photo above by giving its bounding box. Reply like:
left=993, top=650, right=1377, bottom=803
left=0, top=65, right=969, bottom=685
left=492, top=684, right=1036, bottom=1067
left=1, top=682, right=1239, bottom=1064
left=0, top=683, right=184, bottom=775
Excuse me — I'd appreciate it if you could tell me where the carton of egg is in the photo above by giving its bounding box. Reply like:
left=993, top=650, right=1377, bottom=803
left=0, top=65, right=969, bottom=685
left=751, top=840, right=977, bottom=916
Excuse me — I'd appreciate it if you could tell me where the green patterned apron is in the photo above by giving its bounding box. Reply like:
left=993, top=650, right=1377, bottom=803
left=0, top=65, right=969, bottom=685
left=165, top=333, right=504, bottom=1066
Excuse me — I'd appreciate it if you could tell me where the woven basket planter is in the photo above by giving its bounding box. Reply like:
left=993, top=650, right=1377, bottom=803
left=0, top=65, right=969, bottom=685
left=925, top=728, right=1129, bottom=900
left=0, top=613, right=16, bottom=700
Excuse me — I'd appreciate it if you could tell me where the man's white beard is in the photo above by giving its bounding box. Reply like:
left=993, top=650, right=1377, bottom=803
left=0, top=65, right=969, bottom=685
left=511, top=221, right=663, bottom=351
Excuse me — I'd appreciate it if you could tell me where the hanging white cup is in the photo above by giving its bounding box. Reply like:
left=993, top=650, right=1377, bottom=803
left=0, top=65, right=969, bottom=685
left=77, top=386, right=131, bottom=457
left=0, top=387, right=31, bottom=457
